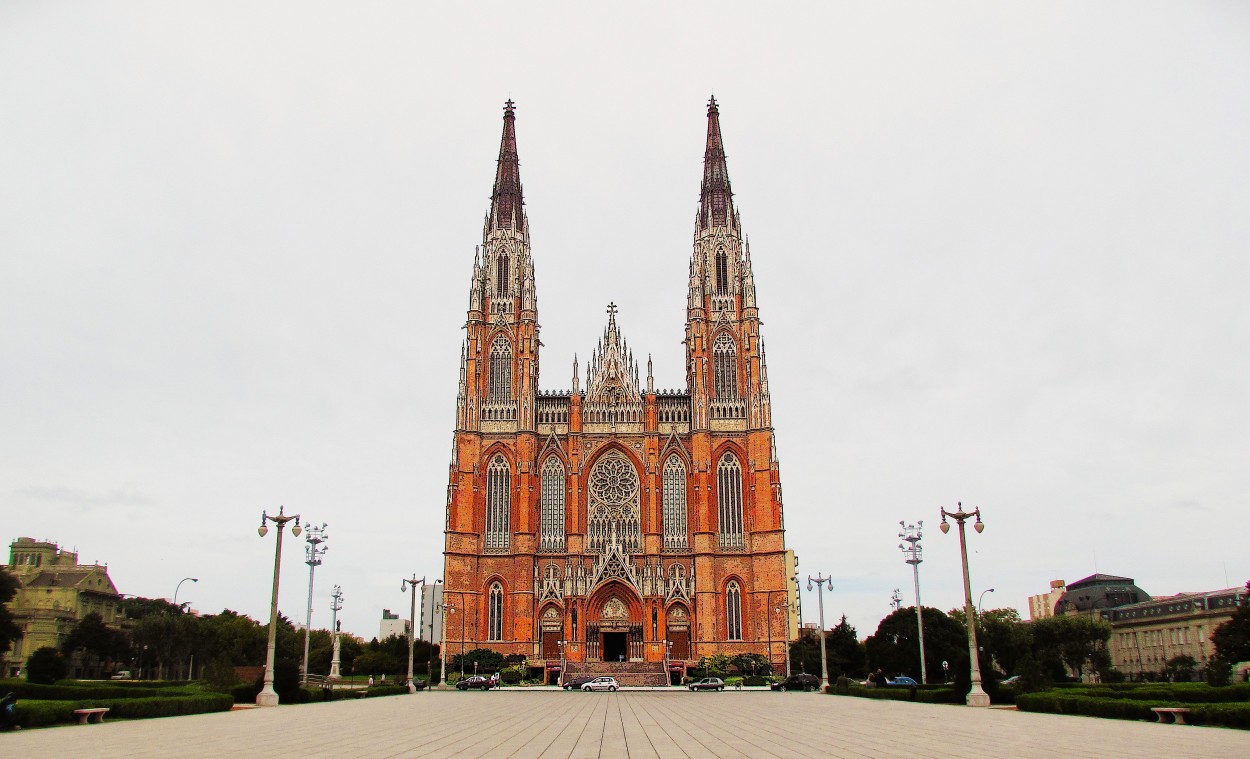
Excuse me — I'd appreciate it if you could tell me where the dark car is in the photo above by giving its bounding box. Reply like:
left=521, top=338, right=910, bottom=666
left=562, top=675, right=596, bottom=691
left=456, top=675, right=495, bottom=690
left=770, top=674, right=821, bottom=692
left=688, top=677, right=725, bottom=691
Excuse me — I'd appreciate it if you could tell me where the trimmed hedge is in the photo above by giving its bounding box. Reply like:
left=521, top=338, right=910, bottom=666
left=364, top=685, right=409, bottom=698
left=1056, top=684, right=1250, bottom=704
left=1017, top=692, right=1250, bottom=729
left=0, top=681, right=197, bottom=701
left=14, top=693, right=233, bottom=728
left=838, top=685, right=964, bottom=704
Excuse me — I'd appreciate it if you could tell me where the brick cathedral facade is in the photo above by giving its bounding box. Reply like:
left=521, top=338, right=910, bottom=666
left=442, top=99, right=798, bottom=676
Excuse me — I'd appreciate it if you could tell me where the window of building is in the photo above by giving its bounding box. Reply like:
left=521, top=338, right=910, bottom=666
left=496, top=252, right=510, bottom=298
left=715, top=248, right=729, bottom=296
left=540, top=457, right=566, bottom=552
left=488, top=338, right=513, bottom=402
left=662, top=456, right=689, bottom=551
left=713, top=334, right=738, bottom=399
left=726, top=581, right=742, bottom=640
left=488, top=582, right=504, bottom=641
left=717, top=453, right=744, bottom=549
left=485, top=455, right=510, bottom=552
left=586, top=450, right=641, bottom=554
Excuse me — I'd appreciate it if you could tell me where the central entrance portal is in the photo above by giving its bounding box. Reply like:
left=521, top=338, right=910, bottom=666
left=603, top=632, right=628, bottom=662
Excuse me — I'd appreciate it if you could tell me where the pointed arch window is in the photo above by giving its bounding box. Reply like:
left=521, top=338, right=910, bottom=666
left=485, top=455, right=511, bottom=552
left=726, top=581, right=743, bottom=640
left=715, top=247, right=729, bottom=296
left=713, top=334, right=738, bottom=400
left=495, top=251, right=511, bottom=298
left=717, top=453, right=744, bottom=550
left=488, top=338, right=513, bottom=402
left=540, top=457, right=566, bottom=552
left=662, top=456, right=689, bottom=552
left=488, top=582, right=504, bottom=641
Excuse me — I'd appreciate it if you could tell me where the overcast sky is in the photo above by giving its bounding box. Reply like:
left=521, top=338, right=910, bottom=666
left=2, top=2, right=1248, bottom=643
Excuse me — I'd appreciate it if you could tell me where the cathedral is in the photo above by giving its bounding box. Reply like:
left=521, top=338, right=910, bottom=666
left=442, top=99, right=798, bottom=683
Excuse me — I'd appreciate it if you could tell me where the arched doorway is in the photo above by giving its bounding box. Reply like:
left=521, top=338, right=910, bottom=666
left=587, top=584, right=643, bottom=662
left=666, top=603, right=691, bottom=660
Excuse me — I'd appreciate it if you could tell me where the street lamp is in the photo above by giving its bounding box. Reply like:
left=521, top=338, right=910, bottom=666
left=775, top=599, right=796, bottom=677
left=806, top=573, right=833, bottom=691
left=301, top=522, right=328, bottom=687
left=978, top=588, right=996, bottom=618
left=427, top=579, right=443, bottom=687
left=328, top=585, right=343, bottom=681
left=899, top=520, right=927, bottom=685
left=890, top=589, right=902, bottom=613
left=940, top=502, right=989, bottom=707
left=256, top=506, right=301, bottom=707
left=401, top=574, right=425, bottom=693
left=173, top=577, right=198, bottom=611
left=444, top=602, right=461, bottom=676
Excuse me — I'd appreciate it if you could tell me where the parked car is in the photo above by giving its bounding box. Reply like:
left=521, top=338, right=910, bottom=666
left=110, top=671, right=132, bottom=680
left=688, top=677, right=725, bottom=692
left=770, top=674, right=821, bottom=692
left=1000, top=675, right=1021, bottom=687
left=581, top=676, right=619, bottom=692
left=562, top=675, right=596, bottom=691
left=456, top=675, right=495, bottom=690
left=886, top=676, right=918, bottom=686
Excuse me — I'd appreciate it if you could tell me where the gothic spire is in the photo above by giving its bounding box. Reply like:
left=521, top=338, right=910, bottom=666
left=698, top=96, right=734, bottom=231
left=490, top=99, right=524, bottom=230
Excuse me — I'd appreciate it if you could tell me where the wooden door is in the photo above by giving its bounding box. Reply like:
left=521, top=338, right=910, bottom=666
left=542, top=631, right=561, bottom=660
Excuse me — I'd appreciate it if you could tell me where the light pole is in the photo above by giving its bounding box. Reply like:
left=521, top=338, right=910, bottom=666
left=426, top=579, right=443, bottom=687
left=256, top=506, right=301, bottom=707
left=173, top=577, right=198, bottom=611
left=328, top=585, right=343, bottom=681
left=890, top=589, right=902, bottom=612
left=899, top=520, right=927, bottom=685
left=401, top=574, right=424, bottom=693
left=940, top=502, right=990, bottom=707
left=300, top=522, right=328, bottom=686
left=806, top=573, right=832, bottom=691
left=978, top=588, right=996, bottom=618
left=775, top=599, right=796, bottom=677
left=444, top=602, right=460, bottom=677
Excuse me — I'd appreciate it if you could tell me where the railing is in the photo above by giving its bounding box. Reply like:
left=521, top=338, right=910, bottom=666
left=709, top=398, right=746, bottom=419
left=657, top=395, right=691, bottom=424
left=583, top=400, right=644, bottom=425
left=480, top=400, right=518, bottom=421
left=535, top=395, right=569, bottom=425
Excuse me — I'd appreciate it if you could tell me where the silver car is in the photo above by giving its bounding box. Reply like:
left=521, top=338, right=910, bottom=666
left=582, top=676, right=619, bottom=692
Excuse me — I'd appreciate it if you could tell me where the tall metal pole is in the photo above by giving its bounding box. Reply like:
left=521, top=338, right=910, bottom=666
left=899, top=521, right=926, bottom=684
left=401, top=574, right=424, bottom=693
left=257, top=506, right=301, bottom=707
left=301, top=523, right=328, bottom=687
left=173, top=577, right=198, bottom=610
left=427, top=579, right=442, bottom=687
left=940, top=502, right=990, bottom=707
left=328, top=585, right=343, bottom=681
left=807, top=574, right=832, bottom=691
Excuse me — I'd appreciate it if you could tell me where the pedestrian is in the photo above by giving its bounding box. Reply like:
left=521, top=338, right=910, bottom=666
left=0, top=693, right=16, bottom=732
left=368, top=675, right=374, bottom=687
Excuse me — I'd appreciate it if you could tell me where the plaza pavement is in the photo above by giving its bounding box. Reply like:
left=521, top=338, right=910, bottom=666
left=4, top=689, right=1250, bottom=758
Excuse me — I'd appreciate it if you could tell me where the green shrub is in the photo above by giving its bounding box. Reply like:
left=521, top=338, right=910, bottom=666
left=444, top=673, right=461, bottom=686
left=13, top=693, right=232, bottom=727
left=232, top=681, right=262, bottom=703
left=1017, top=692, right=1163, bottom=721
left=14, top=700, right=78, bottom=727
left=25, top=647, right=67, bottom=685
left=1189, top=702, right=1250, bottom=729
left=724, top=676, right=744, bottom=687
left=742, top=676, right=772, bottom=687
left=501, top=666, right=524, bottom=685
left=0, top=682, right=197, bottom=701
left=365, top=685, right=408, bottom=698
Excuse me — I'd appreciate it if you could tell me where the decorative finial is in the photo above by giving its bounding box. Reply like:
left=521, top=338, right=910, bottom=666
left=504, top=98, right=516, bottom=114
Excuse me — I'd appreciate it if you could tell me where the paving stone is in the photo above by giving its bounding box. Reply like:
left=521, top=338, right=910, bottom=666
left=3, top=690, right=1249, bottom=758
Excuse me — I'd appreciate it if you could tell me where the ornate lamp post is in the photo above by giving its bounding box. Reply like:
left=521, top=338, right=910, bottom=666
left=401, top=574, right=424, bottom=693
left=300, top=522, right=328, bottom=686
left=806, top=574, right=833, bottom=691
left=978, top=588, right=995, bottom=617
left=328, top=585, right=343, bottom=681
left=899, top=520, right=927, bottom=684
left=256, top=506, right=301, bottom=707
left=940, top=502, right=989, bottom=707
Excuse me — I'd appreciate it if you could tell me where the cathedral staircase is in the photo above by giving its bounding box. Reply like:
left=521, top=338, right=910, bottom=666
left=561, top=660, right=671, bottom=687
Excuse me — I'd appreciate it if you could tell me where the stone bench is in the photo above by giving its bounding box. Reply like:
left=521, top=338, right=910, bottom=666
left=1151, top=707, right=1191, bottom=725
left=73, top=707, right=110, bottom=725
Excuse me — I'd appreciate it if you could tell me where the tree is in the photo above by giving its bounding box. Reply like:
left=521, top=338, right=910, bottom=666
left=1030, top=614, right=1112, bottom=681
left=1165, top=654, right=1197, bottom=682
left=825, top=616, right=867, bottom=679
left=26, top=646, right=67, bottom=684
left=1212, top=583, right=1250, bottom=665
left=865, top=607, right=966, bottom=683
left=449, top=647, right=504, bottom=675
left=0, top=568, right=21, bottom=656
left=61, top=612, right=127, bottom=677
left=730, top=652, right=771, bottom=677
left=975, top=609, right=1031, bottom=677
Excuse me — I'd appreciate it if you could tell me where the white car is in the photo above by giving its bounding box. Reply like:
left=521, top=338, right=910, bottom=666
left=582, top=676, right=619, bottom=692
